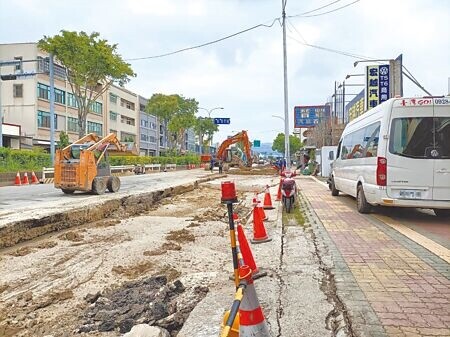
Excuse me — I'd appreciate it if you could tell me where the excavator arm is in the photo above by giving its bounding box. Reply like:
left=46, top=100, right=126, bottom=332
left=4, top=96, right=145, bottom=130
left=216, top=130, right=252, bottom=167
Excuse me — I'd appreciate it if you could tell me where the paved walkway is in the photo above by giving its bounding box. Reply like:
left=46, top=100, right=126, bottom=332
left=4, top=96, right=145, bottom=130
left=299, top=177, right=450, bottom=337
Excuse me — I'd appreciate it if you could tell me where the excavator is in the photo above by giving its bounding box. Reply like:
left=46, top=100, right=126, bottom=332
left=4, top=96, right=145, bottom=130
left=216, top=130, right=253, bottom=168
left=54, top=133, right=137, bottom=195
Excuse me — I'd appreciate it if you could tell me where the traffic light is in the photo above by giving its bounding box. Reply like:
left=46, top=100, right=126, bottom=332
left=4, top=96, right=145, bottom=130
left=1, top=74, right=17, bottom=81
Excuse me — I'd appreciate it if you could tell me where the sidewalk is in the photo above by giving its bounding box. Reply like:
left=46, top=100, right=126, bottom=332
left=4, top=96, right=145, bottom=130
left=299, top=177, right=450, bottom=337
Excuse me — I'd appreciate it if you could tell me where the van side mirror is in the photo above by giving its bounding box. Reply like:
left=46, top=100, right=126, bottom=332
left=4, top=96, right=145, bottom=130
left=328, top=151, right=334, bottom=160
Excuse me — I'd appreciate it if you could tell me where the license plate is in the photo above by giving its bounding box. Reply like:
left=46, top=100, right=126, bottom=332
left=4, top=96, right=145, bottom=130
left=399, top=190, right=422, bottom=199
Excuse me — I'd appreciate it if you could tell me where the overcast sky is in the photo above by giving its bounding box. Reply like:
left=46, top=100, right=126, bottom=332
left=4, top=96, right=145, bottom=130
left=1, top=0, right=449, bottom=143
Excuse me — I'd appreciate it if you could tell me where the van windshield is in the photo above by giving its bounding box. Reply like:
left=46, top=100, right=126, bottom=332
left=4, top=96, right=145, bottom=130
left=389, top=117, right=450, bottom=159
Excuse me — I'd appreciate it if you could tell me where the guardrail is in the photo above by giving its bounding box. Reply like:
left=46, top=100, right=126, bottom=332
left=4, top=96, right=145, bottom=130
left=41, top=163, right=176, bottom=181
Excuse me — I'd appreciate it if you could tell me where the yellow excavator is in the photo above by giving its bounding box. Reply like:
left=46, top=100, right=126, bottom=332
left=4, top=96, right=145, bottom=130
left=54, top=133, right=137, bottom=194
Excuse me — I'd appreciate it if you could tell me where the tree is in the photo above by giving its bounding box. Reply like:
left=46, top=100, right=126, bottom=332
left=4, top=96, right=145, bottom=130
left=146, top=94, right=198, bottom=153
left=38, top=31, right=135, bottom=138
left=57, top=131, right=70, bottom=149
left=193, top=117, right=218, bottom=153
left=272, top=133, right=303, bottom=156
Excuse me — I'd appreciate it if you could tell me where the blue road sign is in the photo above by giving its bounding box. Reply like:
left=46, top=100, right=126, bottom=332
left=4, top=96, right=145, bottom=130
left=213, top=118, right=230, bottom=125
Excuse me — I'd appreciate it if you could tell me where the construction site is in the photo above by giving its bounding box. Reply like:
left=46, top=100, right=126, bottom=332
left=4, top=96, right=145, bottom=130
left=0, top=164, right=347, bottom=337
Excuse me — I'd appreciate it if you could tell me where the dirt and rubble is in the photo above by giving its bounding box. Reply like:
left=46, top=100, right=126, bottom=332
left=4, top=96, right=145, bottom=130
left=0, top=175, right=279, bottom=336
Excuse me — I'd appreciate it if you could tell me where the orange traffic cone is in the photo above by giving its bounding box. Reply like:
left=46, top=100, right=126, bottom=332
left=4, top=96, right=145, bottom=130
left=251, top=206, right=271, bottom=244
left=263, top=185, right=275, bottom=210
left=276, top=178, right=282, bottom=201
left=31, top=171, right=39, bottom=184
left=237, top=222, right=267, bottom=279
left=239, top=265, right=271, bottom=337
left=14, top=172, right=21, bottom=186
left=257, top=200, right=267, bottom=221
left=22, top=172, right=29, bottom=185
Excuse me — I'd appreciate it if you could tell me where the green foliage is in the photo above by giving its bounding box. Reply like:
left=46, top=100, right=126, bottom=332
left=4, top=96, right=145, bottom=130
left=194, top=117, right=218, bottom=153
left=57, top=131, right=70, bottom=149
left=38, top=30, right=135, bottom=137
left=109, top=155, right=200, bottom=166
left=272, top=133, right=303, bottom=155
left=0, top=148, right=51, bottom=173
left=146, top=93, right=198, bottom=151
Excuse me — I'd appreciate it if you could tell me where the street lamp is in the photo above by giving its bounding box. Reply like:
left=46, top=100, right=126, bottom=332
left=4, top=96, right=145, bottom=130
left=272, top=114, right=288, bottom=164
left=198, top=106, right=224, bottom=149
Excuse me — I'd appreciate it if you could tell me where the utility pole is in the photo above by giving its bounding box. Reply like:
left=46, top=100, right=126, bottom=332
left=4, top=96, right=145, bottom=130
left=282, top=0, right=290, bottom=167
left=49, top=54, right=56, bottom=164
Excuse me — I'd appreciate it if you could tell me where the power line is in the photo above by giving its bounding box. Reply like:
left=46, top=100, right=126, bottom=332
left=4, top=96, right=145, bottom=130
left=125, top=18, right=281, bottom=61
left=288, top=0, right=343, bottom=18
left=289, top=0, right=360, bottom=18
left=286, top=18, right=308, bottom=44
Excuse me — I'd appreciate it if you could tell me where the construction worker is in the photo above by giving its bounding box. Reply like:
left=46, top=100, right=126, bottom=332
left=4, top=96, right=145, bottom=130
left=218, top=160, right=223, bottom=174
left=210, top=157, right=215, bottom=172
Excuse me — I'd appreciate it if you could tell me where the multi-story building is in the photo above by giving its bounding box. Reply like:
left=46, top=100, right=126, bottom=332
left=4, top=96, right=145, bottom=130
left=138, top=96, right=159, bottom=156
left=0, top=42, right=106, bottom=148
left=105, top=85, right=139, bottom=146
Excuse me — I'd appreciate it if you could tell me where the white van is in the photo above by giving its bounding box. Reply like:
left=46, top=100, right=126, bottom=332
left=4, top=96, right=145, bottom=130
left=330, top=96, right=450, bottom=217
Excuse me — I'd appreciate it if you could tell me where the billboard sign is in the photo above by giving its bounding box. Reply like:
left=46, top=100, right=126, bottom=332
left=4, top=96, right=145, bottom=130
left=213, top=117, right=230, bottom=125
left=294, top=105, right=330, bottom=128
left=366, top=64, right=390, bottom=110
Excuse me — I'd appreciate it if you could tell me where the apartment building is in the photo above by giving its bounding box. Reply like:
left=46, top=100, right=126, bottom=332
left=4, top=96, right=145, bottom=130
left=0, top=43, right=106, bottom=148
left=138, top=96, right=159, bottom=156
left=105, top=85, right=139, bottom=146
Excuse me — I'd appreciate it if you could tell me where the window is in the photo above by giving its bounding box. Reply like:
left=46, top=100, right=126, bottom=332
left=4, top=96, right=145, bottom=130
left=390, top=117, right=450, bottom=159
left=150, top=122, right=156, bottom=129
left=14, top=56, right=22, bottom=72
left=89, top=101, right=103, bottom=115
left=149, top=135, right=156, bottom=143
left=121, top=132, right=136, bottom=142
left=121, top=115, right=135, bottom=126
left=110, top=129, right=118, bottom=135
left=120, top=98, right=135, bottom=110
left=68, top=117, right=79, bottom=132
left=36, top=57, right=66, bottom=79
left=37, top=83, right=50, bottom=100
left=140, top=104, right=146, bottom=112
left=13, top=84, right=23, bottom=98
left=110, top=111, right=117, bottom=121
left=110, top=93, right=117, bottom=104
left=140, top=134, right=147, bottom=141
left=340, top=122, right=381, bottom=160
left=67, top=93, right=78, bottom=108
left=37, top=110, right=57, bottom=129
left=54, top=88, right=65, bottom=104
left=87, top=121, right=103, bottom=136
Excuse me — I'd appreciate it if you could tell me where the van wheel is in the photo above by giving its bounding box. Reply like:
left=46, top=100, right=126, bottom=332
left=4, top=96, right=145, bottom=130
left=92, top=177, right=106, bottom=195
left=433, top=209, right=450, bottom=218
left=331, top=178, right=339, bottom=196
left=61, top=189, right=75, bottom=194
left=357, top=185, right=371, bottom=214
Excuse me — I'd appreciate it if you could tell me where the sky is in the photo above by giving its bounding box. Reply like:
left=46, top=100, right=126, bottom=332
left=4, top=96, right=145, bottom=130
left=1, top=0, right=449, bottom=144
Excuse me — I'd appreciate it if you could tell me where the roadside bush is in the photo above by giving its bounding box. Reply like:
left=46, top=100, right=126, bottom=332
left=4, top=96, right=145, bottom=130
left=0, top=148, right=51, bottom=173
left=109, top=154, right=200, bottom=166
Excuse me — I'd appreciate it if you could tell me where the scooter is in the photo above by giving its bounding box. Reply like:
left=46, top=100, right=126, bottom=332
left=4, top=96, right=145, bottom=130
left=281, top=171, right=297, bottom=213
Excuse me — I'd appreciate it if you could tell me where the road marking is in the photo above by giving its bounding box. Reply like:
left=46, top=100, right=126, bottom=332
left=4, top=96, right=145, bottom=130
left=373, top=214, right=450, bottom=264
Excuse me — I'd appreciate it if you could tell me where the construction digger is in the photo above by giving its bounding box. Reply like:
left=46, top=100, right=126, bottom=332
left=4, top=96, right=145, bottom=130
left=54, top=133, right=137, bottom=195
left=216, top=130, right=253, bottom=168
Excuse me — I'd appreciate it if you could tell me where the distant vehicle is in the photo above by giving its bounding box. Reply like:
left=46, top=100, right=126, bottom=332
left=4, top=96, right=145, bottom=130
left=330, top=96, right=450, bottom=217
left=317, top=146, right=337, bottom=178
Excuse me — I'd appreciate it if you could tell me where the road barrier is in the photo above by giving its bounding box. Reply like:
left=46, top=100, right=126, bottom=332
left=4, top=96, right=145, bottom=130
left=39, top=163, right=173, bottom=184
left=220, top=279, right=246, bottom=337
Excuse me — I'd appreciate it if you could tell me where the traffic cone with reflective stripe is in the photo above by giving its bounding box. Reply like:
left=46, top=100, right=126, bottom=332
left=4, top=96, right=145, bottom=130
left=251, top=205, right=271, bottom=244
left=14, top=172, right=21, bottom=186
left=276, top=178, right=282, bottom=201
left=239, top=265, right=271, bottom=337
left=257, top=200, right=268, bottom=221
left=31, top=171, right=39, bottom=184
left=22, top=172, right=29, bottom=185
left=263, top=185, right=275, bottom=210
left=237, top=221, right=267, bottom=279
